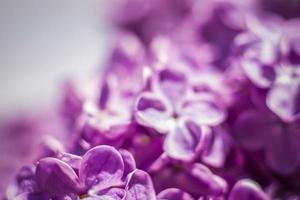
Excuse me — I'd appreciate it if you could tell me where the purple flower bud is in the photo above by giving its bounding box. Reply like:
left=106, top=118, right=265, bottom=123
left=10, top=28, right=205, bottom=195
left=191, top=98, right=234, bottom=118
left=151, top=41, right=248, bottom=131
left=157, top=188, right=194, bottom=200
left=228, top=179, right=269, bottom=200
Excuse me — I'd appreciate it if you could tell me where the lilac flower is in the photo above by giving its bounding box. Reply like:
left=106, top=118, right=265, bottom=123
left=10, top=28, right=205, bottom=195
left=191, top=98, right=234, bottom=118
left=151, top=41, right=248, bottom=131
left=234, top=109, right=300, bottom=175
left=4, top=0, right=300, bottom=199
left=11, top=146, right=137, bottom=199
left=149, top=154, right=228, bottom=198
left=235, top=18, right=300, bottom=122
left=61, top=33, right=146, bottom=149
left=135, top=68, right=226, bottom=161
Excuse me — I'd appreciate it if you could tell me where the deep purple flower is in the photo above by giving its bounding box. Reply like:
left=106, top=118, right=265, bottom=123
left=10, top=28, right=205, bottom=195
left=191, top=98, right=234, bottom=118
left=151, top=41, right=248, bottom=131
left=11, top=146, right=136, bottom=199
left=234, top=109, right=300, bottom=175
left=4, top=0, right=300, bottom=199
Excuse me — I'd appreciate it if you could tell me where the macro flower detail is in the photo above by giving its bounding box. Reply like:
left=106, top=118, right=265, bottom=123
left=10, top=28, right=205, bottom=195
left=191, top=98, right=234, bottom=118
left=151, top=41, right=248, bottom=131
left=135, top=68, right=226, bottom=161
left=10, top=146, right=140, bottom=199
left=2, top=0, right=300, bottom=199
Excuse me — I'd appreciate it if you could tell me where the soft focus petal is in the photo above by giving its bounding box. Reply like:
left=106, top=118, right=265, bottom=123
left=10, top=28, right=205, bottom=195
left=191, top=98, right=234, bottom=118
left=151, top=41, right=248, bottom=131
left=14, top=166, right=37, bottom=195
left=202, top=128, right=230, bottom=168
left=241, top=60, right=275, bottom=88
left=95, top=187, right=126, bottom=200
left=265, top=123, right=300, bottom=175
left=157, top=188, right=194, bottom=200
left=135, top=92, right=172, bottom=133
left=154, top=68, right=188, bottom=107
left=15, top=192, right=51, bottom=200
left=119, top=149, right=137, bottom=181
left=228, top=179, right=269, bottom=200
left=266, top=68, right=300, bottom=122
left=164, top=119, right=211, bottom=161
left=36, top=158, right=79, bottom=197
left=57, top=152, right=82, bottom=171
left=79, top=145, right=124, bottom=190
left=233, top=110, right=279, bottom=151
left=181, top=97, right=227, bottom=126
left=178, top=164, right=227, bottom=197
left=124, top=169, right=156, bottom=200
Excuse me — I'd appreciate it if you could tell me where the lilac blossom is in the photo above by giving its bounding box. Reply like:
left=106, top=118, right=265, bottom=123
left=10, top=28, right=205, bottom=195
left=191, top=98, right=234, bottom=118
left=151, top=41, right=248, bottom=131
left=134, top=68, right=227, bottom=161
left=3, top=0, right=300, bottom=199
left=9, top=146, right=137, bottom=199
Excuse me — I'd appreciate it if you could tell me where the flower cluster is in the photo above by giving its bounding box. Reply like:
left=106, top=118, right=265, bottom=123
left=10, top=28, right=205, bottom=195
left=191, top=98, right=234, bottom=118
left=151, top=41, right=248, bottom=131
left=4, top=0, right=300, bottom=199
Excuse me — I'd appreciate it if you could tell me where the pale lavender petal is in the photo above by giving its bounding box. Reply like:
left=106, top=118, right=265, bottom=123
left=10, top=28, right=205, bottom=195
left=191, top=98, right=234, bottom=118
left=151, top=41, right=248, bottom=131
left=36, top=158, right=79, bottom=197
left=164, top=119, right=211, bottom=161
left=181, top=97, right=227, bottom=126
left=79, top=145, right=124, bottom=190
left=228, top=179, right=269, bottom=200
left=266, top=71, right=300, bottom=122
left=124, top=169, right=156, bottom=200
left=96, top=187, right=126, bottom=200
left=157, top=188, right=194, bottom=200
left=135, top=92, right=172, bottom=133
left=155, top=68, right=188, bottom=107
left=241, top=60, right=275, bottom=88
left=202, top=128, right=230, bottom=168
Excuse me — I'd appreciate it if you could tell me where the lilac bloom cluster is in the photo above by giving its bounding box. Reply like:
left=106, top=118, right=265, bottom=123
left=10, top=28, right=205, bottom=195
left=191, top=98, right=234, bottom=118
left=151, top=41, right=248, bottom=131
left=3, top=0, right=300, bottom=199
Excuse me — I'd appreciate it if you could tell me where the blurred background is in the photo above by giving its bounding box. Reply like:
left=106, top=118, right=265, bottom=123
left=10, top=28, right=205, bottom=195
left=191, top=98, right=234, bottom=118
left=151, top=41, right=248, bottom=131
left=0, top=0, right=110, bottom=114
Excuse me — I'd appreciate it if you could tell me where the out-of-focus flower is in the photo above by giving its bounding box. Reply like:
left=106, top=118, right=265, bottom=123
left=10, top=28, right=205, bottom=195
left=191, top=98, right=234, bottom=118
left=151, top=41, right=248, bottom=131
left=234, top=109, right=300, bottom=175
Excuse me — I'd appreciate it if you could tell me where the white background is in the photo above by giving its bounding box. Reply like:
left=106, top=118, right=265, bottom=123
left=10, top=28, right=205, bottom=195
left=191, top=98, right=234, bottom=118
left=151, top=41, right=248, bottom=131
left=0, top=0, right=111, bottom=114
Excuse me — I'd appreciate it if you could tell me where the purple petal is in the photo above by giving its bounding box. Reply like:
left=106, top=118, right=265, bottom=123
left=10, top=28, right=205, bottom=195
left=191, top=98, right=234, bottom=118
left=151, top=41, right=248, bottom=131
left=135, top=92, right=172, bottom=133
left=178, top=164, right=227, bottom=197
left=181, top=97, right=227, bottom=126
left=157, top=188, right=194, bottom=200
left=241, top=60, right=275, bottom=88
left=164, top=119, right=211, bottom=161
left=202, top=128, right=230, bottom=168
left=233, top=110, right=279, bottom=151
left=228, top=179, right=269, bottom=200
left=282, top=25, right=300, bottom=64
left=155, top=68, right=188, bottom=107
left=79, top=145, right=124, bottom=190
left=265, top=123, right=300, bottom=175
left=124, top=169, right=156, bottom=200
left=57, top=152, right=82, bottom=171
left=266, top=70, right=300, bottom=122
left=36, top=158, right=79, bottom=197
left=96, top=187, right=126, bottom=200
left=119, top=149, right=136, bottom=181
